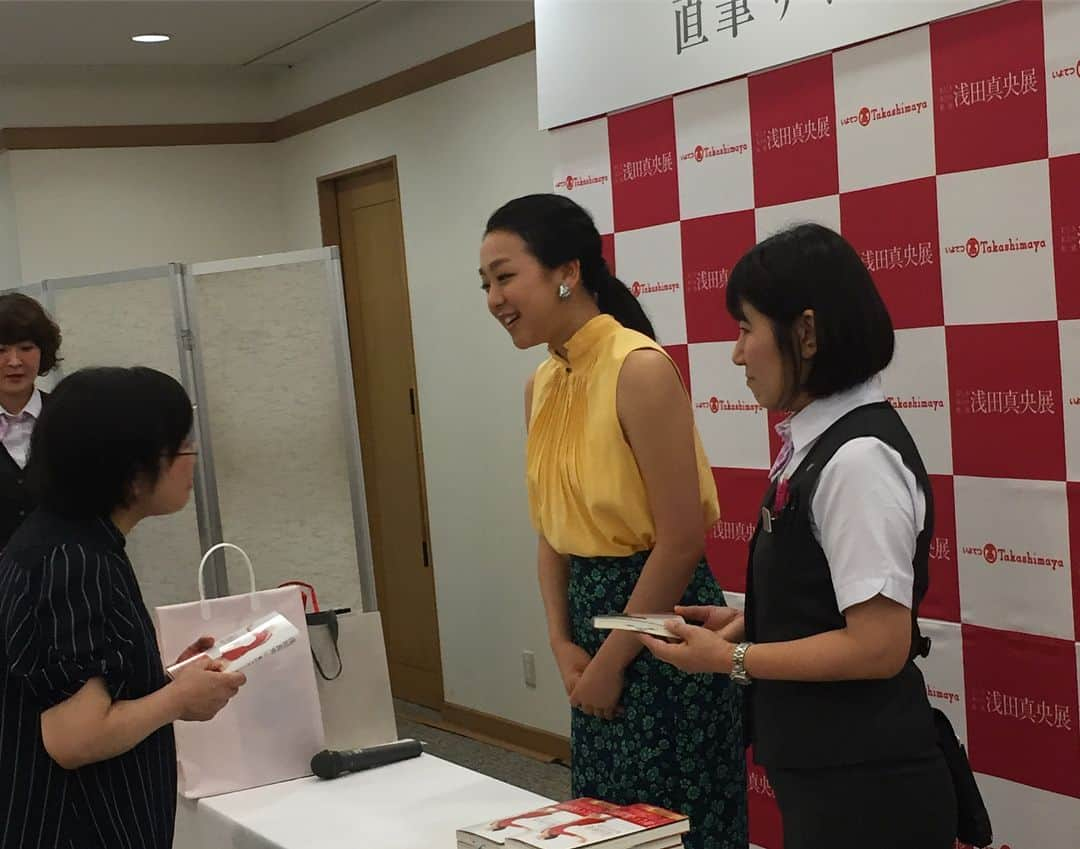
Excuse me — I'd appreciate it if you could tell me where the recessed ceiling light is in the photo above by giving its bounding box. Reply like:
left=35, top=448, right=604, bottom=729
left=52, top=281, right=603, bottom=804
left=132, top=34, right=171, bottom=44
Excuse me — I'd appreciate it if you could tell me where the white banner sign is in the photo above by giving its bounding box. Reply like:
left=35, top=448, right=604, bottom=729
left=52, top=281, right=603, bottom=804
left=535, top=0, right=1003, bottom=129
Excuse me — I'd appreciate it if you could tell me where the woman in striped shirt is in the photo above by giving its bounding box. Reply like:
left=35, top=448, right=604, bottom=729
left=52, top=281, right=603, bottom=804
left=0, top=367, right=246, bottom=849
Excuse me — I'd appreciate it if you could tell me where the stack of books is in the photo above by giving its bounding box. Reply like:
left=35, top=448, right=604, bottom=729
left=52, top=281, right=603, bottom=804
left=457, top=798, right=689, bottom=849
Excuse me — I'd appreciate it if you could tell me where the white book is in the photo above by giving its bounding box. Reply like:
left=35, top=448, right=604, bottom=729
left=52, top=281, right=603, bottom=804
left=463, top=839, right=683, bottom=849
left=592, top=613, right=685, bottom=641
left=165, top=611, right=298, bottom=677
left=458, top=800, right=688, bottom=849
left=504, top=801, right=689, bottom=849
left=458, top=802, right=588, bottom=848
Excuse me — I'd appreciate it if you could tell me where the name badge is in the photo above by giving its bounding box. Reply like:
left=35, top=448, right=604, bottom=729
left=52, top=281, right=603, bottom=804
left=761, top=507, right=773, bottom=534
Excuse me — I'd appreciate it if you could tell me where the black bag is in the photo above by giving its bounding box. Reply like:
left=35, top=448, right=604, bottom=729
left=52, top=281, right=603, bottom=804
left=307, top=608, right=345, bottom=681
left=932, top=708, right=993, bottom=847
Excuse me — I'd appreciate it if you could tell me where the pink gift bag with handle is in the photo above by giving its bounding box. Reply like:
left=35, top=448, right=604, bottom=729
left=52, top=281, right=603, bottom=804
left=155, top=543, right=326, bottom=798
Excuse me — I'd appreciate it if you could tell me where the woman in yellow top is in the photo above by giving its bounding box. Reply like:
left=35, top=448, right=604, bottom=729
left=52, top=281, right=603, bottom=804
left=480, top=195, right=747, bottom=849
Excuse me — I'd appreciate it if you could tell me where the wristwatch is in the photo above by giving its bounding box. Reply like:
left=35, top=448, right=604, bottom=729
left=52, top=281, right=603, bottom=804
left=730, top=641, right=753, bottom=686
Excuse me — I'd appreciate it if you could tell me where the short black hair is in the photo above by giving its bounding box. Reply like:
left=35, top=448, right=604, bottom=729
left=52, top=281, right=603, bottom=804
left=0, top=293, right=63, bottom=374
left=726, top=223, right=894, bottom=399
left=29, top=367, right=194, bottom=518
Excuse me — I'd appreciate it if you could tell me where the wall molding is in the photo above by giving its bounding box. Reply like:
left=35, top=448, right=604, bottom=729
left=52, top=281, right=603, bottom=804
left=437, top=701, right=571, bottom=765
left=0, top=22, right=535, bottom=153
left=0, top=123, right=275, bottom=151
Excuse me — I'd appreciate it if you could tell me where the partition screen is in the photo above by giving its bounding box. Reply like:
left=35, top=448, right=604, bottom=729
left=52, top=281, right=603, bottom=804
left=188, top=251, right=365, bottom=608
left=47, top=268, right=204, bottom=608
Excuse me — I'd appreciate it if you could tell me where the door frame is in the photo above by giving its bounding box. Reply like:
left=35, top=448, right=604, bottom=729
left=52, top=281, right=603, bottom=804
left=316, top=157, right=443, bottom=704
left=316, top=156, right=397, bottom=248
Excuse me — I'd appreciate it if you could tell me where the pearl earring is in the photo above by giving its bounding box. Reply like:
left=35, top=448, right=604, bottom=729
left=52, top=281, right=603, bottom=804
left=558, top=282, right=571, bottom=300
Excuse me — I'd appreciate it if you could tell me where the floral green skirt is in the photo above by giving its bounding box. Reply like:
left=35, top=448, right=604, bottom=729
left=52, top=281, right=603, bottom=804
left=569, top=551, right=747, bottom=849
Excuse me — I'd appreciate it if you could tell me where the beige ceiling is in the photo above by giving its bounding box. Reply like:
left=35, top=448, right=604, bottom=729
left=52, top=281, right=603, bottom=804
left=0, top=1, right=393, bottom=68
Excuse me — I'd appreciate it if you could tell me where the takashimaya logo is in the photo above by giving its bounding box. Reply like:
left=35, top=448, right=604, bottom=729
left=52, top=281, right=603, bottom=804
left=617, top=153, right=674, bottom=184
left=957, top=387, right=1056, bottom=416
left=944, top=235, right=1048, bottom=258
left=554, top=174, right=608, bottom=192
left=630, top=280, right=680, bottom=298
left=971, top=687, right=1072, bottom=731
left=709, top=519, right=755, bottom=543
left=680, top=142, right=749, bottom=162
left=861, top=241, right=934, bottom=273
left=688, top=268, right=729, bottom=293
left=754, top=116, right=831, bottom=152
left=695, top=397, right=762, bottom=414
left=1050, top=58, right=1080, bottom=79
left=940, top=67, right=1039, bottom=110
left=961, top=542, right=1064, bottom=572
left=841, top=99, right=928, bottom=128
left=926, top=685, right=960, bottom=705
left=888, top=395, right=945, bottom=412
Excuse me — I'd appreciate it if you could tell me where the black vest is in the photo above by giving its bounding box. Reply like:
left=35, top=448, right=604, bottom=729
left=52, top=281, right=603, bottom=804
left=744, top=402, right=939, bottom=768
left=0, top=392, right=46, bottom=551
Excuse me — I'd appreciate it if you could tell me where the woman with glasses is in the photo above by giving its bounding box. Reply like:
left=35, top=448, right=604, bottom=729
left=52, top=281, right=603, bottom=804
left=0, top=366, right=245, bottom=849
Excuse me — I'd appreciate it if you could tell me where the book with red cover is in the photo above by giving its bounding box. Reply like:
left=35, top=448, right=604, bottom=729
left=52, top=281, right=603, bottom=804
left=458, top=800, right=613, bottom=848
left=458, top=799, right=688, bottom=849
left=505, top=801, right=688, bottom=849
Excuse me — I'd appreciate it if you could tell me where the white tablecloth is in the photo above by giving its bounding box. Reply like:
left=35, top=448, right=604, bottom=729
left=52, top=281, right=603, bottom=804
left=177, top=754, right=554, bottom=849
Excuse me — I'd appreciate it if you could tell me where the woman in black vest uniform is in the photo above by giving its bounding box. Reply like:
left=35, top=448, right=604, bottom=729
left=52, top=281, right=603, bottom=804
left=0, top=293, right=62, bottom=549
left=643, top=224, right=957, bottom=849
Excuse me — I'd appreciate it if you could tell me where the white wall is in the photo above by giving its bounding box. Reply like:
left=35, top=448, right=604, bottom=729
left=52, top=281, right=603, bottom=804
left=270, top=0, right=534, bottom=117
left=0, top=2, right=533, bottom=129
left=278, top=52, right=568, bottom=735
left=0, top=72, right=273, bottom=127
left=4, top=43, right=569, bottom=738
left=0, top=153, right=20, bottom=287
left=7, top=144, right=285, bottom=280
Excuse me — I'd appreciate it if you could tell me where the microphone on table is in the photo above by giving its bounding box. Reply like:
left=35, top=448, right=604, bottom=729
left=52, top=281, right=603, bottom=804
left=310, top=738, right=424, bottom=780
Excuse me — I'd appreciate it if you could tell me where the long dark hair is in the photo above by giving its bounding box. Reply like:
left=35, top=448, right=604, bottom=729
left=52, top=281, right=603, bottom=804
left=485, top=194, right=656, bottom=340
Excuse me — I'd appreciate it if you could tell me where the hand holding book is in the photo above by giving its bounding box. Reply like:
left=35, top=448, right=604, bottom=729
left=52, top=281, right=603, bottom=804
left=591, top=613, right=687, bottom=642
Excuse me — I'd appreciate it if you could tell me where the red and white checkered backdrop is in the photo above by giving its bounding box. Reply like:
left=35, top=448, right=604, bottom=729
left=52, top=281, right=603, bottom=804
left=549, top=2, right=1080, bottom=847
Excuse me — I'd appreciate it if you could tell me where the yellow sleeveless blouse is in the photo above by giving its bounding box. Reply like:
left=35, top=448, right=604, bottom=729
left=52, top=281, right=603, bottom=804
left=527, top=314, right=720, bottom=557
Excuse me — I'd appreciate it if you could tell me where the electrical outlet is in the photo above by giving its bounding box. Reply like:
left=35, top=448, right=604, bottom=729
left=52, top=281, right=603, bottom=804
left=522, top=650, right=536, bottom=688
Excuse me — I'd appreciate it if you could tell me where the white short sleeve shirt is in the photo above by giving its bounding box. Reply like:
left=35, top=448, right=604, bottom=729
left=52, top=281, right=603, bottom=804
left=777, top=377, right=926, bottom=613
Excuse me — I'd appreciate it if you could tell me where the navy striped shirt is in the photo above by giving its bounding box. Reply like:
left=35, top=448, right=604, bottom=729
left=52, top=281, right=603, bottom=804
left=0, top=511, right=176, bottom=849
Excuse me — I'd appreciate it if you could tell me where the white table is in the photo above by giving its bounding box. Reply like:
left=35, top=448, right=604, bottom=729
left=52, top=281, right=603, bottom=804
left=177, top=754, right=555, bottom=849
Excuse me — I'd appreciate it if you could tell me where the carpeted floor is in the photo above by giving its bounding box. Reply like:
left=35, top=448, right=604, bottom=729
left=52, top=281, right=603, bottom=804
left=394, top=700, right=571, bottom=802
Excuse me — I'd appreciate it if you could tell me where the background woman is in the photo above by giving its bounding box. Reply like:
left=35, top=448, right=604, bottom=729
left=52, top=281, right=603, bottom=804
left=0, top=292, right=63, bottom=548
